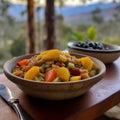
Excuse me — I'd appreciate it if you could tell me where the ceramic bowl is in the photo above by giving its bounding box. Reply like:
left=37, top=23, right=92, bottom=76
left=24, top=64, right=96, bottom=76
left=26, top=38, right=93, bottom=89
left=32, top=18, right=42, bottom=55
left=68, top=42, right=120, bottom=64
left=3, top=53, right=106, bottom=100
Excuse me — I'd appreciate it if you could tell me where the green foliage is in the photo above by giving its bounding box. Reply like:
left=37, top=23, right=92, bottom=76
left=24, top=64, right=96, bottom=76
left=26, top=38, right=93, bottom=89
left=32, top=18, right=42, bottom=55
left=56, top=14, right=64, bottom=21
left=91, top=7, right=104, bottom=24
left=10, top=36, right=26, bottom=56
left=71, top=31, right=84, bottom=41
left=91, top=8, right=101, bottom=14
left=0, top=47, right=12, bottom=68
left=102, top=36, right=120, bottom=45
left=0, top=49, right=4, bottom=58
left=86, top=26, right=97, bottom=41
left=115, top=5, right=120, bottom=11
left=92, top=15, right=104, bottom=24
left=0, top=1, right=120, bottom=59
left=69, top=26, right=97, bottom=42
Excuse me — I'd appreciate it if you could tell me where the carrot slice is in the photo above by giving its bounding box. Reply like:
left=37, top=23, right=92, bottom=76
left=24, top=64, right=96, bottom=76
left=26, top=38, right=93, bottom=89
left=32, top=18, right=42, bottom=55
left=17, top=59, right=29, bottom=66
left=45, top=68, right=57, bottom=82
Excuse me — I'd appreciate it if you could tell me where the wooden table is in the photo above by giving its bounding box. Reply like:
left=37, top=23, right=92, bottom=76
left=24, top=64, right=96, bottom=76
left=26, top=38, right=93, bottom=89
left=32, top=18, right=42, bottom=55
left=0, top=58, right=120, bottom=120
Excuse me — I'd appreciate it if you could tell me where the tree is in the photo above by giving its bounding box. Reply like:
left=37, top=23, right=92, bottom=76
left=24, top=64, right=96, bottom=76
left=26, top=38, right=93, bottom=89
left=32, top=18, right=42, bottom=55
left=91, top=8, right=104, bottom=24
left=44, top=0, right=55, bottom=50
left=0, top=1, right=15, bottom=45
left=10, top=35, right=26, bottom=56
left=27, top=0, right=36, bottom=53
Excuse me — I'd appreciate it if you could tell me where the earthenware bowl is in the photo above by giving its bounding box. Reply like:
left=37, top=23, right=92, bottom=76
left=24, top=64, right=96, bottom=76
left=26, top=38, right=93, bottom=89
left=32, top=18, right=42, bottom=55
left=3, top=53, right=106, bottom=100
left=68, top=42, right=120, bottom=64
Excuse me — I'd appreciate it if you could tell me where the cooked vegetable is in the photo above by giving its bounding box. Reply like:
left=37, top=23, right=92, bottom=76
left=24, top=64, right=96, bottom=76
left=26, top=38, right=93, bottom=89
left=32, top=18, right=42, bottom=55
left=70, top=76, right=81, bottom=81
left=81, top=73, right=90, bottom=79
left=59, top=55, right=67, bottom=62
left=79, top=56, right=94, bottom=71
left=53, top=77, right=61, bottom=82
left=12, top=49, right=98, bottom=82
left=45, top=68, right=57, bottom=82
left=70, top=68, right=80, bottom=76
left=17, top=59, right=29, bottom=66
left=57, top=67, right=70, bottom=82
left=67, top=62, right=75, bottom=69
left=38, top=49, right=62, bottom=61
left=24, top=66, right=40, bottom=80
left=37, top=50, right=49, bottom=59
left=89, top=70, right=97, bottom=77
left=55, top=61, right=62, bottom=67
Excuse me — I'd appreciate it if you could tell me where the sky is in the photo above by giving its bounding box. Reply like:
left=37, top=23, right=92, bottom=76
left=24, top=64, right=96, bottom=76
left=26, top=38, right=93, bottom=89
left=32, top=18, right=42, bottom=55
left=86, top=0, right=120, bottom=4
left=8, top=0, right=120, bottom=20
left=9, top=0, right=120, bottom=6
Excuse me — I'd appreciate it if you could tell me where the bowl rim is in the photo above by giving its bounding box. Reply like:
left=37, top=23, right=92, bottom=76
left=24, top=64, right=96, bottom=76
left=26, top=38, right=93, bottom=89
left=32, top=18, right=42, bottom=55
left=68, top=42, right=120, bottom=53
left=3, top=53, right=106, bottom=85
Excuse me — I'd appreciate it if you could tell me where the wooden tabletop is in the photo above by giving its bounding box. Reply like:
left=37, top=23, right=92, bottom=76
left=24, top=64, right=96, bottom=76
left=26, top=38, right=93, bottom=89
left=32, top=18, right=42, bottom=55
left=0, top=58, right=120, bottom=120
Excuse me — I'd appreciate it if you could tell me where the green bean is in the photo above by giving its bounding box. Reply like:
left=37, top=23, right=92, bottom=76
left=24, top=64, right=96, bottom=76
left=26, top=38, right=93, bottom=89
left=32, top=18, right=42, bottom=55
left=39, top=73, right=45, bottom=78
left=46, top=61, right=54, bottom=65
left=53, top=77, right=61, bottom=82
left=89, top=70, right=96, bottom=77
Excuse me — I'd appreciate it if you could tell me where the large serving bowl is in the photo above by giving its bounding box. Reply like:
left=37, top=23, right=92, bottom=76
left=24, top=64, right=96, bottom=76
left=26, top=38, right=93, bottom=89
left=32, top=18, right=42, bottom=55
left=68, top=42, right=120, bottom=64
left=3, top=53, right=106, bottom=100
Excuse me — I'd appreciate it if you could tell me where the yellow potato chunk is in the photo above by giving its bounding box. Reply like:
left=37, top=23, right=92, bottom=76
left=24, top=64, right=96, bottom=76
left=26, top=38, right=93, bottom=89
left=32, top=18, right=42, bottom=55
left=52, top=64, right=60, bottom=69
left=38, top=49, right=62, bottom=61
left=79, top=56, right=94, bottom=71
left=70, top=76, right=81, bottom=81
left=37, top=50, right=49, bottom=59
left=62, top=51, right=71, bottom=57
left=81, top=73, right=90, bottom=79
left=57, top=67, right=70, bottom=82
left=24, top=66, right=40, bottom=80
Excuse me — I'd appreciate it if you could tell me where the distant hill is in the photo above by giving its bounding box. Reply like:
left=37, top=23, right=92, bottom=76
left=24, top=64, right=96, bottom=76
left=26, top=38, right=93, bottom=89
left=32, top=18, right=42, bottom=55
left=59, top=2, right=119, bottom=16
left=8, top=2, right=120, bottom=23
left=64, top=3, right=120, bottom=24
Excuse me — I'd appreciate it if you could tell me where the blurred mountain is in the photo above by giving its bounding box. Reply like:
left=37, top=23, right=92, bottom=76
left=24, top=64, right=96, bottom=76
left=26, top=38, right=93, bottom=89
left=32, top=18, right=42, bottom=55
left=64, top=3, right=120, bottom=24
left=59, top=2, right=119, bottom=16
left=8, top=2, right=120, bottom=23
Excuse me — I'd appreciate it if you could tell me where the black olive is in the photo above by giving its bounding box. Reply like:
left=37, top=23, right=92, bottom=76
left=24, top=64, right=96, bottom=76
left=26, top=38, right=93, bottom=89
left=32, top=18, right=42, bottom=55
left=88, top=42, right=96, bottom=49
left=73, top=41, right=109, bottom=50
